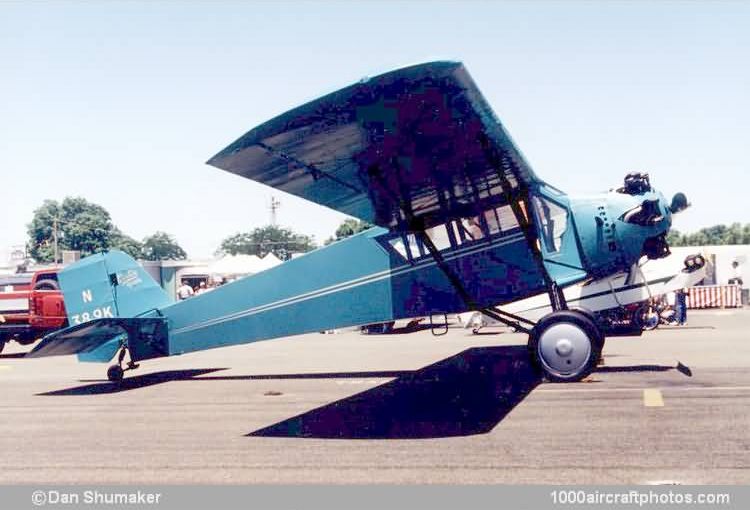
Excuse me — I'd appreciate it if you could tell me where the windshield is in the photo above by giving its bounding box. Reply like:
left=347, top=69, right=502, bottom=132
left=532, top=196, right=568, bottom=252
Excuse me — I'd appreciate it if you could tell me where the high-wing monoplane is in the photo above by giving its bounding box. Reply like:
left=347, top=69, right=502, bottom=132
left=29, top=61, right=689, bottom=383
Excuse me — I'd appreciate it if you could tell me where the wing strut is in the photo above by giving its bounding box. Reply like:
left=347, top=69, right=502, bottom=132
left=365, top=160, right=535, bottom=333
left=477, top=133, right=568, bottom=312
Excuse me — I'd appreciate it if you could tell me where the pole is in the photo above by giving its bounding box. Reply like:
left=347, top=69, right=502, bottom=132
left=53, top=217, right=59, bottom=265
left=269, top=196, right=280, bottom=226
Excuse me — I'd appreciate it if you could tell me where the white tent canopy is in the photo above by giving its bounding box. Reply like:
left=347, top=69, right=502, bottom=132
left=255, top=252, right=283, bottom=272
left=208, top=253, right=283, bottom=276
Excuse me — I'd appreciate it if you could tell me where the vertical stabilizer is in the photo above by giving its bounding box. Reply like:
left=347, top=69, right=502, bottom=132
left=59, top=250, right=171, bottom=326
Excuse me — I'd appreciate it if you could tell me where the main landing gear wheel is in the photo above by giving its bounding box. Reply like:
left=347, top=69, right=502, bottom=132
left=528, top=310, right=604, bottom=383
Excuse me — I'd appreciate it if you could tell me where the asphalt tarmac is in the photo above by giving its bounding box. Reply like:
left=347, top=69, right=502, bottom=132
left=1, top=309, right=748, bottom=484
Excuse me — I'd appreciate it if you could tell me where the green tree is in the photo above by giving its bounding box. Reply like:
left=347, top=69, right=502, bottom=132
left=666, top=229, right=684, bottom=247
left=722, top=223, right=744, bottom=245
left=218, top=225, right=315, bottom=260
left=111, top=229, right=144, bottom=259
left=325, top=219, right=374, bottom=245
left=27, top=197, right=117, bottom=262
left=667, top=223, right=750, bottom=247
left=141, top=231, right=187, bottom=261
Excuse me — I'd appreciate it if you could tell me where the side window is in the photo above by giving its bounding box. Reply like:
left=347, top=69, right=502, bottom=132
left=425, top=224, right=452, bottom=251
left=388, top=233, right=424, bottom=261
left=532, top=197, right=568, bottom=252
left=36, top=273, right=59, bottom=283
left=455, top=218, right=485, bottom=243
left=484, top=204, right=520, bottom=235
left=389, top=237, right=409, bottom=260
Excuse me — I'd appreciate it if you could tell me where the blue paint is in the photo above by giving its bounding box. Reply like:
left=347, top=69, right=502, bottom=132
left=29, top=62, right=681, bottom=369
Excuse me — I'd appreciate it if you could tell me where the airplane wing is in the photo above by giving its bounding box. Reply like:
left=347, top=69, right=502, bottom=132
left=207, top=61, right=543, bottom=231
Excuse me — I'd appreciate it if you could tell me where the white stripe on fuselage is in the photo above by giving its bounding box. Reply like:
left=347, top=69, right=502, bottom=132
left=171, top=232, right=527, bottom=335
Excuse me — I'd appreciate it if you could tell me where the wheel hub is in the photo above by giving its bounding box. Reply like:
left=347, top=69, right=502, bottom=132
left=537, top=322, right=592, bottom=378
left=555, top=338, right=574, bottom=357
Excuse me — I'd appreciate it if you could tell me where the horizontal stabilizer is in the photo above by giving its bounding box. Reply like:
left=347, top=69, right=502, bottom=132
left=28, top=317, right=169, bottom=363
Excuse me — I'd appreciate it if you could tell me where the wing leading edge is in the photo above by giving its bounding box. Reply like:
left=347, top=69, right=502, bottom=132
left=207, top=61, right=542, bottom=231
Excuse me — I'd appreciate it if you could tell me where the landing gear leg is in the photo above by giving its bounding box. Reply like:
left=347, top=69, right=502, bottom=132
left=528, top=310, right=604, bottom=382
left=106, top=345, right=140, bottom=383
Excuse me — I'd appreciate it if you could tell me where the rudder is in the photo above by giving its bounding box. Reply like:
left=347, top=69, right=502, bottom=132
left=59, top=250, right=172, bottom=326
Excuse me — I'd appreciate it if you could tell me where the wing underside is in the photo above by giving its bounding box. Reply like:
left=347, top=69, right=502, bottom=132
left=207, top=61, right=541, bottom=231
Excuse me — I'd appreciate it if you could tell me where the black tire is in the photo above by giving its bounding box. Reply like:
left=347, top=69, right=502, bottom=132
left=361, top=321, right=395, bottom=335
left=0, top=337, right=5, bottom=354
left=572, top=306, right=602, bottom=331
left=633, top=303, right=658, bottom=331
left=107, top=365, right=124, bottom=383
left=528, top=310, right=603, bottom=383
left=33, top=279, right=59, bottom=291
left=16, top=335, right=37, bottom=346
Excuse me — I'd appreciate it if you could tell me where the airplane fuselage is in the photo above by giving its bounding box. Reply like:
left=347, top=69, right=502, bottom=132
left=159, top=180, right=675, bottom=357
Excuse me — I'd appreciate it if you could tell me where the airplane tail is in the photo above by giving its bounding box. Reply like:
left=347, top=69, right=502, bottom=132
left=59, top=250, right=172, bottom=325
left=28, top=251, right=172, bottom=363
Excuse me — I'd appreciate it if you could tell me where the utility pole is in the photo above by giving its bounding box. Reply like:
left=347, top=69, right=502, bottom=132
left=269, top=196, right=281, bottom=226
left=53, top=217, right=59, bottom=265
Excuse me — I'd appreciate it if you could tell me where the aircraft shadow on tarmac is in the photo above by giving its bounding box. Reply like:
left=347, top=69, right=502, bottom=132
left=0, top=352, right=27, bottom=359
left=37, top=345, right=542, bottom=438
left=36, top=346, right=687, bottom=438
left=36, top=368, right=229, bottom=395
left=248, top=345, right=541, bottom=439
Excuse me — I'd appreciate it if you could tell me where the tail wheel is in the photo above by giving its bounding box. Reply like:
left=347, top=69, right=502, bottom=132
left=528, top=310, right=603, bottom=383
left=107, top=364, right=124, bottom=383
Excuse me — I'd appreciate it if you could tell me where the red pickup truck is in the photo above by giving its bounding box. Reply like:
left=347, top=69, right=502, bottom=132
left=0, top=269, right=67, bottom=353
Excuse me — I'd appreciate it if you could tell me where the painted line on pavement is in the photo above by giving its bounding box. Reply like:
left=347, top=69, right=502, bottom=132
left=643, top=389, right=664, bottom=407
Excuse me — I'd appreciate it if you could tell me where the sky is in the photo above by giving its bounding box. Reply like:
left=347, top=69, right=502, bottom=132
left=1, top=0, right=748, bottom=259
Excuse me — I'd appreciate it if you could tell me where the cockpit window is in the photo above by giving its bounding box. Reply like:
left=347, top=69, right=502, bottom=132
left=484, top=204, right=520, bottom=234
left=425, top=224, right=453, bottom=251
left=532, top=196, right=568, bottom=252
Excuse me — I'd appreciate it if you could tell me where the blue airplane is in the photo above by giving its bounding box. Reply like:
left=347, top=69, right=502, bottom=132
left=29, top=61, right=688, bottom=383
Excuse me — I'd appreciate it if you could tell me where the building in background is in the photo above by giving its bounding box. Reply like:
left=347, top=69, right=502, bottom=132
left=0, top=245, right=30, bottom=275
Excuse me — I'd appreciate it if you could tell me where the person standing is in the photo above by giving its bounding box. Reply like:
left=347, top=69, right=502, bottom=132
left=176, top=280, right=194, bottom=300
left=675, top=287, right=688, bottom=325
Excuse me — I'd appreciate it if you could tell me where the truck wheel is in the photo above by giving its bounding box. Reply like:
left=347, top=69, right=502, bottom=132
left=528, top=310, right=603, bottom=383
left=33, top=280, right=59, bottom=291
